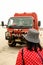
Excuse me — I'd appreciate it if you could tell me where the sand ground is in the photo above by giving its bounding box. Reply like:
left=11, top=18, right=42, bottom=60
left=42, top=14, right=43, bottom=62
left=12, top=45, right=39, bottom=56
left=0, top=26, right=43, bottom=65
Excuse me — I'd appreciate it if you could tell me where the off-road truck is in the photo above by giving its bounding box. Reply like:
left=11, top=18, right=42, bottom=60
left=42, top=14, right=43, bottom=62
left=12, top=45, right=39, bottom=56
left=5, top=12, right=40, bottom=47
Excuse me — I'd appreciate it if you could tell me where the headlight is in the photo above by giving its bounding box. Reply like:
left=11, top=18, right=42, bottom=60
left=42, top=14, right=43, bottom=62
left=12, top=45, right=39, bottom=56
left=5, top=32, right=10, bottom=36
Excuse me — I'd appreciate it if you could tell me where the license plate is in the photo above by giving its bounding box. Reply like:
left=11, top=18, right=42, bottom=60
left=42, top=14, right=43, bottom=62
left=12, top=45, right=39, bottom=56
left=15, top=39, right=21, bottom=41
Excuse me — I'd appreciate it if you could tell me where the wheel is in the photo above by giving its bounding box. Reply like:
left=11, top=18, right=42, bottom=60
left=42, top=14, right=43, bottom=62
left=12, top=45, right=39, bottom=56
left=8, top=40, right=11, bottom=43
left=8, top=40, right=16, bottom=47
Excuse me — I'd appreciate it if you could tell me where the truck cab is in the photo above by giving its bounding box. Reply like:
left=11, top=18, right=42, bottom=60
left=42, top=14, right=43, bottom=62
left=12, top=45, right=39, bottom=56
left=5, top=12, right=40, bottom=47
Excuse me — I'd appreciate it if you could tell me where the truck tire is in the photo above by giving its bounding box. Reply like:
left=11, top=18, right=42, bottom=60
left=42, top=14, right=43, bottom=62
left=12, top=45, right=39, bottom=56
left=8, top=40, right=16, bottom=47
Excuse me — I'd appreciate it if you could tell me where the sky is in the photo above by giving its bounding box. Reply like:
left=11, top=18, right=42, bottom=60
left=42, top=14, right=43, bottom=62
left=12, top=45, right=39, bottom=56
left=0, top=0, right=43, bottom=27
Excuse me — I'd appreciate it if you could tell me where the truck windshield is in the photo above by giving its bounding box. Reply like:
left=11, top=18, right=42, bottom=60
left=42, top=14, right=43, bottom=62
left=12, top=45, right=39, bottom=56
left=8, top=17, right=33, bottom=27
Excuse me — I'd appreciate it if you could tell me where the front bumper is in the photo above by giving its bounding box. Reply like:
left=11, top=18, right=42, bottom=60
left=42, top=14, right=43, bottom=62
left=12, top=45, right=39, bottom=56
left=5, top=31, right=26, bottom=43
left=5, top=35, right=23, bottom=40
left=5, top=35, right=26, bottom=44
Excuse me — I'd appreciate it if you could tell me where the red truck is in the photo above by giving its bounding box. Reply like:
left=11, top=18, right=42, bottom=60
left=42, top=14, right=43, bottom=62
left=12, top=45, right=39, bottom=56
left=5, top=12, right=40, bottom=47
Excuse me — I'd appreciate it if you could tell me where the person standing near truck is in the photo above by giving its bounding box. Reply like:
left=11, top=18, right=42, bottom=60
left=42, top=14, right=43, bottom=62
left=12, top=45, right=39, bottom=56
left=15, top=29, right=43, bottom=65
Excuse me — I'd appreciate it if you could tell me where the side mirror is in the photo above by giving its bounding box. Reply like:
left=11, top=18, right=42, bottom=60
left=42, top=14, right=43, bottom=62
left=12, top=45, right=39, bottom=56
left=1, top=21, right=4, bottom=26
left=38, top=21, right=41, bottom=27
left=1, top=21, right=8, bottom=27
